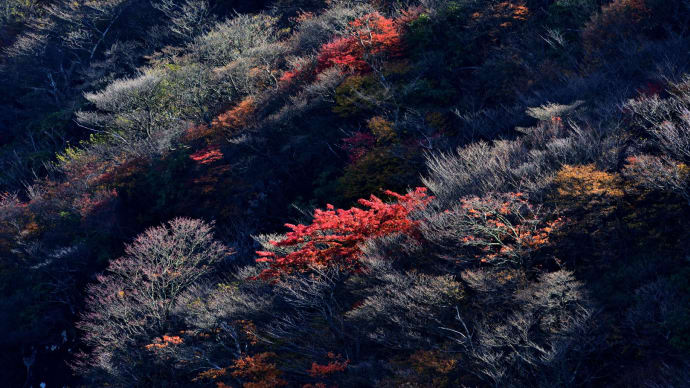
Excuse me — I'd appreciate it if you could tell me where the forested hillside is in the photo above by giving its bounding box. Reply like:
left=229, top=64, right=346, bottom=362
left=1, top=0, right=690, bottom=386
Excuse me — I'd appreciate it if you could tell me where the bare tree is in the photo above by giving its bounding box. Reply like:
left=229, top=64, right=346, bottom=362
left=152, top=0, right=214, bottom=41
left=76, top=218, right=231, bottom=385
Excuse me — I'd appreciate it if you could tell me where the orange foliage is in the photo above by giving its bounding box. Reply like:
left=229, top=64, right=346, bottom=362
left=232, top=352, right=287, bottom=388
left=381, top=349, right=460, bottom=387
left=212, top=97, right=256, bottom=132
left=554, top=164, right=624, bottom=202
left=292, top=11, right=315, bottom=24
left=144, top=335, right=184, bottom=350
left=550, top=164, right=625, bottom=226
left=192, top=165, right=232, bottom=190
left=183, top=123, right=215, bottom=143
left=255, top=188, right=432, bottom=280
left=196, top=367, right=229, bottom=381
left=279, top=68, right=303, bottom=84
left=455, top=192, right=562, bottom=265
left=496, top=1, right=529, bottom=27
left=471, top=1, right=530, bottom=28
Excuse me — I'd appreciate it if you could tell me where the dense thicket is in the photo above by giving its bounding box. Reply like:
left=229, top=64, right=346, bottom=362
left=1, top=0, right=690, bottom=386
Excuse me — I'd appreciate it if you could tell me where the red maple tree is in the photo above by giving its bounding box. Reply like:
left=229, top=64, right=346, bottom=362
left=315, top=12, right=402, bottom=74
left=307, top=353, right=349, bottom=377
left=255, top=187, right=432, bottom=279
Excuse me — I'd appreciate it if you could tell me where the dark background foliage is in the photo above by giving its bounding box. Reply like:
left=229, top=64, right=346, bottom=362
left=1, top=0, right=689, bottom=386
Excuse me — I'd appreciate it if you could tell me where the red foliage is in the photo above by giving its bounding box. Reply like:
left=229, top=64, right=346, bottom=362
left=315, top=12, right=402, bottom=74
left=316, top=37, right=362, bottom=73
left=342, top=131, right=376, bottom=162
left=190, top=145, right=224, bottom=165
left=255, top=188, right=432, bottom=280
left=307, top=353, right=349, bottom=377
left=279, top=60, right=316, bottom=87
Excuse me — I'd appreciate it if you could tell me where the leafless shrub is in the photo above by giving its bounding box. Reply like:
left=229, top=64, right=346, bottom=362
left=624, top=278, right=681, bottom=350
left=625, top=76, right=690, bottom=161
left=75, top=218, right=230, bottom=385
left=299, top=67, right=346, bottom=104
left=423, top=140, right=526, bottom=205
left=269, top=267, right=351, bottom=353
left=152, top=0, right=214, bottom=40
left=453, top=105, right=523, bottom=141
left=264, top=67, right=346, bottom=126
left=652, top=117, right=690, bottom=162
left=461, top=268, right=526, bottom=308
left=45, top=0, right=135, bottom=59
left=526, top=100, right=585, bottom=122
left=346, top=253, right=462, bottom=349
left=189, top=13, right=278, bottom=67
left=77, top=69, right=187, bottom=155
left=246, top=42, right=291, bottom=87
left=0, top=192, right=25, bottom=236
left=423, top=118, right=620, bottom=206
left=449, top=270, right=594, bottom=387
left=623, top=154, right=690, bottom=203
left=181, top=265, right=275, bottom=332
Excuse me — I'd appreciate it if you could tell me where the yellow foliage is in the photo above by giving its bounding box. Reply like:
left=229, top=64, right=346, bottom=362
left=549, top=164, right=630, bottom=263
left=338, top=147, right=419, bottom=202
left=333, top=75, right=378, bottom=117
left=551, top=164, right=624, bottom=217
left=367, top=116, right=396, bottom=143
